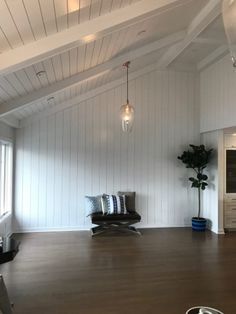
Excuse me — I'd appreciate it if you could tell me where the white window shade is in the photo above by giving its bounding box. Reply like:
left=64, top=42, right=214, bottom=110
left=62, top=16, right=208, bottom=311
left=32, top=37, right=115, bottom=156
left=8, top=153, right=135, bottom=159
left=0, top=142, right=13, bottom=218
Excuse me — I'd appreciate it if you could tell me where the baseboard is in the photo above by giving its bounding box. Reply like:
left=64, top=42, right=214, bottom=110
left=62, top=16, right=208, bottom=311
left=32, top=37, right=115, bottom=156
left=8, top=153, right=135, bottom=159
left=207, top=226, right=225, bottom=235
left=138, top=224, right=192, bottom=229
left=13, top=223, right=192, bottom=233
left=216, top=228, right=225, bottom=235
left=13, top=226, right=90, bottom=233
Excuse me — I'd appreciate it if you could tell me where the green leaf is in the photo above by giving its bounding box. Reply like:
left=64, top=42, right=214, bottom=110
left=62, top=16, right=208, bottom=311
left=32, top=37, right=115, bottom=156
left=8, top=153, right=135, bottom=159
left=178, top=145, right=213, bottom=170
left=192, top=181, right=200, bottom=188
left=197, top=173, right=203, bottom=180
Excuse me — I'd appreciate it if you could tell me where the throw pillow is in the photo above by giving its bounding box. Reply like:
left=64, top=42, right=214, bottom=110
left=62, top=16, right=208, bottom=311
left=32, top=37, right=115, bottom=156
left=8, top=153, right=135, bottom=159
left=85, top=195, right=102, bottom=216
left=117, top=191, right=136, bottom=212
left=102, top=194, right=127, bottom=214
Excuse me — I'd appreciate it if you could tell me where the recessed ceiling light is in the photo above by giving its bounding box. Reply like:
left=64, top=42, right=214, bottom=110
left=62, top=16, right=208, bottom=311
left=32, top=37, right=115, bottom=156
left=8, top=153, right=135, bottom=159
left=47, top=96, right=55, bottom=104
left=36, top=70, right=46, bottom=78
left=137, top=30, right=146, bottom=36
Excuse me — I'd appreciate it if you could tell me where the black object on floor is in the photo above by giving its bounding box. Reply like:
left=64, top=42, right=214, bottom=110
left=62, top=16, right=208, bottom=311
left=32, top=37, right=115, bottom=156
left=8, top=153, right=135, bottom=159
left=91, top=212, right=141, bottom=236
left=186, top=307, right=224, bottom=314
left=0, top=237, right=20, bottom=264
left=0, top=274, right=14, bottom=313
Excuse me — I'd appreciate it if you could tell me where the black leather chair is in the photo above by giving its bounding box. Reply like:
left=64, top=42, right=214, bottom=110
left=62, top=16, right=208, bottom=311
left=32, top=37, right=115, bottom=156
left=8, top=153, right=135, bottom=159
left=91, top=211, right=141, bottom=236
left=90, top=191, right=141, bottom=236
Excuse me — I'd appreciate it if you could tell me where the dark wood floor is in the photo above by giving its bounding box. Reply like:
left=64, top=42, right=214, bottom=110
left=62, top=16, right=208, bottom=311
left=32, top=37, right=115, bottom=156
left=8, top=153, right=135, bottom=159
left=0, top=228, right=236, bottom=314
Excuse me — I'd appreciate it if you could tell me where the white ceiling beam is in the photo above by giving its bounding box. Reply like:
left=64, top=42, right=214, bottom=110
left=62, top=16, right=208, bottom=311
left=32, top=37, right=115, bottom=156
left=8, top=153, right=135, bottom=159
left=0, top=0, right=190, bottom=76
left=193, top=37, right=227, bottom=45
left=0, top=116, right=20, bottom=128
left=197, top=45, right=229, bottom=71
left=0, top=31, right=185, bottom=118
left=156, top=0, right=222, bottom=68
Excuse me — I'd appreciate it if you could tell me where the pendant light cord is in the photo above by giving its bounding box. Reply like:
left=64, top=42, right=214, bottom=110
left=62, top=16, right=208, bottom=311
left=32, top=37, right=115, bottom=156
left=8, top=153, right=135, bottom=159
left=127, top=64, right=129, bottom=103
left=123, top=61, right=130, bottom=104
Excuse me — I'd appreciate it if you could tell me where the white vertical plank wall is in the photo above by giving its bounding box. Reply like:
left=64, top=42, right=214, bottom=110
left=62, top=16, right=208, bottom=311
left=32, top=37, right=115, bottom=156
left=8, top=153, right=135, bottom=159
left=200, top=54, right=236, bottom=133
left=14, top=69, right=199, bottom=232
left=201, top=130, right=224, bottom=234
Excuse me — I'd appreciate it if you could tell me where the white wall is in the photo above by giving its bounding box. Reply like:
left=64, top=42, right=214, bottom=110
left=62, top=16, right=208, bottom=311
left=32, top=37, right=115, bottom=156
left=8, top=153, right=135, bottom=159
left=0, top=121, right=15, bottom=237
left=14, top=69, right=199, bottom=232
left=200, top=54, right=236, bottom=233
left=201, top=130, right=224, bottom=234
left=200, top=54, right=236, bottom=133
left=0, top=121, right=15, bottom=142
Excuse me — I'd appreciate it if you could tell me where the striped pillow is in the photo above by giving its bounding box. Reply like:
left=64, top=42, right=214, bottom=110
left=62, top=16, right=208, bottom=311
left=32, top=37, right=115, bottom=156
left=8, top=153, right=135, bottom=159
left=102, top=195, right=127, bottom=215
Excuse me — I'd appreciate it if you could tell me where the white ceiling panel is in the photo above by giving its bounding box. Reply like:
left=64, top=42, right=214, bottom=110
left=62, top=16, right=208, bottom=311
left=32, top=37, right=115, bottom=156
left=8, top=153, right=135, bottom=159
left=4, top=72, right=27, bottom=96
left=173, top=42, right=221, bottom=66
left=201, top=15, right=227, bottom=43
left=22, top=0, right=46, bottom=40
left=54, top=0, right=68, bottom=32
left=38, top=0, right=58, bottom=36
left=0, top=6, right=199, bottom=104
left=51, top=55, right=64, bottom=81
left=0, top=0, right=141, bottom=54
left=0, top=0, right=229, bottom=125
left=9, top=48, right=165, bottom=122
left=4, top=0, right=35, bottom=44
left=0, top=76, right=20, bottom=98
left=0, top=0, right=23, bottom=49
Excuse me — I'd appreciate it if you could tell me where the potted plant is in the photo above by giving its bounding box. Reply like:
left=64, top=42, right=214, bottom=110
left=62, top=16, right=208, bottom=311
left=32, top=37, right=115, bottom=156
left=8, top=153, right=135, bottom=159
left=178, top=144, right=213, bottom=231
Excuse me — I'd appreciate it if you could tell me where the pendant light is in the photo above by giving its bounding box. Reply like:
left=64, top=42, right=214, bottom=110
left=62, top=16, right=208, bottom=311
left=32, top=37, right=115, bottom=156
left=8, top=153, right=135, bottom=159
left=222, top=0, right=236, bottom=67
left=120, top=61, right=134, bottom=133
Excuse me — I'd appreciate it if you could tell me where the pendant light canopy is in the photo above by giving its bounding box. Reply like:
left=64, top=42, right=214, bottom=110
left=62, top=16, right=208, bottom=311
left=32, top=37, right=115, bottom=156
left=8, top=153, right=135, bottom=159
left=120, top=61, right=134, bottom=133
left=222, top=0, right=236, bottom=67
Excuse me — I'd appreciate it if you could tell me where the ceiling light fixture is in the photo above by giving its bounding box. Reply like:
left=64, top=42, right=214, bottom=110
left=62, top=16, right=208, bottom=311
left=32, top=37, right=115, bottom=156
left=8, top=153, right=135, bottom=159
left=137, top=30, right=146, bottom=36
left=222, top=0, right=236, bottom=67
left=36, top=70, right=46, bottom=78
left=120, top=61, right=134, bottom=133
left=47, top=96, right=55, bottom=104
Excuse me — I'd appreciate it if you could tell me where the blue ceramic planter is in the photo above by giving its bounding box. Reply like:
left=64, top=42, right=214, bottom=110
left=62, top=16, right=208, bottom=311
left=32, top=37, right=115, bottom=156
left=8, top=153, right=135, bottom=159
left=192, top=217, right=207, bottom=231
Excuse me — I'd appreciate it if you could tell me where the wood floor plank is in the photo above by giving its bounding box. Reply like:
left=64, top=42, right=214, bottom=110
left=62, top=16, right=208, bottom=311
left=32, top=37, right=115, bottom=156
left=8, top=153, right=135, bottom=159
left=0, top=228, right=235, bottom=314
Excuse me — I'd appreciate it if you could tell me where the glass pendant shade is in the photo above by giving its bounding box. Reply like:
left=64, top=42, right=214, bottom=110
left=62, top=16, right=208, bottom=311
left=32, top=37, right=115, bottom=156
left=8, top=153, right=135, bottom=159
left=120, top=61, right=134, bottom=133
left=222, top=0, right=236, bottom=67
left=120, top=102, right=134, bottom=133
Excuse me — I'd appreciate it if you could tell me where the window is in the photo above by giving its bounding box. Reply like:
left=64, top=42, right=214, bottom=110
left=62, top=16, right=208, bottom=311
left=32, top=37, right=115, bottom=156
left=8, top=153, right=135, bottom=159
left=0, top=141, right=13, bottom=217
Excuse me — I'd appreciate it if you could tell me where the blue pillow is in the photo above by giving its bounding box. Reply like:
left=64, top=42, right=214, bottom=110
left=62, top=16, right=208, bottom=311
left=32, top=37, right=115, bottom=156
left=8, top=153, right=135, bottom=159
left=85, top=195, right=102, bottom=216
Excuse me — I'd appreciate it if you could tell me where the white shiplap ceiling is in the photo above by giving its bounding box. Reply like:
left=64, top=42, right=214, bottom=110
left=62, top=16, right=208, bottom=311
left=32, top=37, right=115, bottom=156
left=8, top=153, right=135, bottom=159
left=0, top=0, right=228, bottom=128
left=0, top=0, right=141, bottom=52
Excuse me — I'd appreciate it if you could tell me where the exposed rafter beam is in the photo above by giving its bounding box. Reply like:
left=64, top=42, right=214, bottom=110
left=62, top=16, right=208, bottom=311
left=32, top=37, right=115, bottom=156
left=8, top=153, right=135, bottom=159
left=0, top=0, right=190, bottom=76
left=194, top=37, right=227, bottom=45
left=0, top=31, right=185, bottom=118
left=197, top=45, right=229, bottom=71
left=0, top=116, right=19, bottom=128
left=156, top=0, right=222, bottom=68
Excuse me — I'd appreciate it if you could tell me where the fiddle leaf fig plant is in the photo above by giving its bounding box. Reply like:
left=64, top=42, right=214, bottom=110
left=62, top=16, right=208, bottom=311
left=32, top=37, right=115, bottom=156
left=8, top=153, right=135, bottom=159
left=178, top=144, right=213, bottom=219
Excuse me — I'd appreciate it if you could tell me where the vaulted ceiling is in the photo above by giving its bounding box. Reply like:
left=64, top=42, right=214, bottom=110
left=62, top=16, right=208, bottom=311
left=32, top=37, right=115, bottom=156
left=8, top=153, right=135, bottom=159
left=0, top=0, right=228, bottom=128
